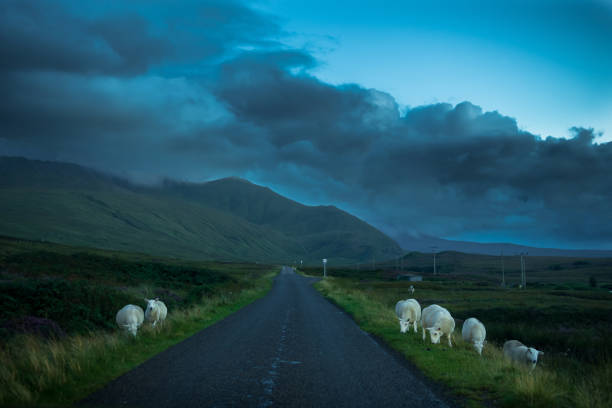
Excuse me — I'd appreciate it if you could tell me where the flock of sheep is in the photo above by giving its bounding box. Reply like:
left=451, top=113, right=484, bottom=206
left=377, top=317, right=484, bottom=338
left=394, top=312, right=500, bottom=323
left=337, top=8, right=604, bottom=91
left=395, top=285, right=544, bottom=370
left=115, top=298, right=168, bottom=336
left=115, top=285, right=544, bottom=370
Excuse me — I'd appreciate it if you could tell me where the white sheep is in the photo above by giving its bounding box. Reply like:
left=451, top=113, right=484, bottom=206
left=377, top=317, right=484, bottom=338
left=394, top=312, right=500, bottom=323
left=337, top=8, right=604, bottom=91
left=421, top=304, right=455, bottom=347
left=144, top=298, right=167, bottom=327
left=116, top=304, right=144, bottom=336
left=503, top=340, right=544, bottom=370
left=395, top=299, right=421, bottom=333
left=409, top=285, right=415, bottom=294
left=462, top=317, right=486, bottom=355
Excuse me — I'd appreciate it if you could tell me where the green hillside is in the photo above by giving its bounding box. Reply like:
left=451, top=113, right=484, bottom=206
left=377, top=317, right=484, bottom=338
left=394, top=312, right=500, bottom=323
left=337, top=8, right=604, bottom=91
left=0, top=157, right=402, bottom=264
left=163, top=177, right=402, bottom=262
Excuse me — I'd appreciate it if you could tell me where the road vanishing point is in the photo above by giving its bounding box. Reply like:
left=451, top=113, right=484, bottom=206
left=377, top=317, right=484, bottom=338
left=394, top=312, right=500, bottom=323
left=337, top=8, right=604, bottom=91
left=80, top=266, right=452, bottom=408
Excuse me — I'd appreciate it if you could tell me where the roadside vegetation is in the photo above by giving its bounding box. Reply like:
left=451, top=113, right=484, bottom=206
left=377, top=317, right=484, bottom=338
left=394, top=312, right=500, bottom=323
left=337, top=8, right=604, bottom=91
left=0, top=236, right=277, bottom=407
left=309, top=261, right=612, bottom=408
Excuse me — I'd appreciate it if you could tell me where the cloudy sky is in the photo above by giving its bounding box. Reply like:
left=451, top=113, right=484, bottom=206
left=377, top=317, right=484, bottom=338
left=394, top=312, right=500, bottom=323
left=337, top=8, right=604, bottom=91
left=1, top=0, right=611, bottom=250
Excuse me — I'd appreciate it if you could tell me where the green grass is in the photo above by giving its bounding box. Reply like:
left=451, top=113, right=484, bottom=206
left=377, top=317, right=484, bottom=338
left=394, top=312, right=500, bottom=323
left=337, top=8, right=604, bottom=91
left=0, top=187, right=299, bottom=262
left=0, top=236, right=248, bottom=337
left=390, top=251, right=612, bottom=286
left=0, top=237, right=278, bottom=407
left=315, top=276, right=612, bottom=408
left=0, top=273, right=275, bottom=407
left=303, top=249, right=612, bottom=286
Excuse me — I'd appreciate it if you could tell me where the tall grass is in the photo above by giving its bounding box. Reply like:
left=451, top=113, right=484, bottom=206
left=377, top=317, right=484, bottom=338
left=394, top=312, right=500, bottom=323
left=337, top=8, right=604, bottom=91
left=316, top=277, right=612, bottom=408
left=0, top=270, right=276, bottom=407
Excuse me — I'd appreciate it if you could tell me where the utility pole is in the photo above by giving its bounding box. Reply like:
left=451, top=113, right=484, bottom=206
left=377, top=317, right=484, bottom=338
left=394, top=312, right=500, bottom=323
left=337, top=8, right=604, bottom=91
left=430, top=246, right=438, bottom=275
left=501, top=249, right=505, bottom=287
left=521, top=252, right=528, bottom=289
left=434, top=253, right=437, bottom=275
left=521, top=253, right=524, bottom=288
left=519, top=252, right=527, bottom=289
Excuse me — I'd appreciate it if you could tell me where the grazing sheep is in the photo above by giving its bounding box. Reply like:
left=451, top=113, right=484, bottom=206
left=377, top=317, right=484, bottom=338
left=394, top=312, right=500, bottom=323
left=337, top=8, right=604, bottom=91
left=409, top=285, right=415, bottom=295
left=462, top=318, right=486, bottom=355
left=503, top=340, right=544, bottom=370
left=144, top=298, right=168, bottom=328
left=116, top=304, right=144, bottom=336
left=421, top=304, right=455, bottom=347
left=395, top=299, right=421, bottom=333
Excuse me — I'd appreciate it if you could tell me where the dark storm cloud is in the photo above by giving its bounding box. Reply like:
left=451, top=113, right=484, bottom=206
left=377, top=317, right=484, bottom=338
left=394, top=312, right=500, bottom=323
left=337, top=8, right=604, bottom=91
left=207, top=55, right=612, bottom=247
left=214, top=50, right=398, bottom=154
left=0, top=0, right=282, bottom=76
left=0, top=0, right=610, bottom=249
left=0, top=0, right=281, bottom=157
left=0, top=0, right=172, bottom=75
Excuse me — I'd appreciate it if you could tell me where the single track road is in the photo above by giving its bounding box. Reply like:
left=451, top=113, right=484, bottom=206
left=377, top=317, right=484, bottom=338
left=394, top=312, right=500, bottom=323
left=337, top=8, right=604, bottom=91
left=80, top=266, right=452, bottom=407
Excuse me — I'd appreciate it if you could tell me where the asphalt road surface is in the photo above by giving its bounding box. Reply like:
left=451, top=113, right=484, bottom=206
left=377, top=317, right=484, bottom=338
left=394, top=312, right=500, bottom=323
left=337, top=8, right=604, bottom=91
left=80, top=267, right=451, bottom=408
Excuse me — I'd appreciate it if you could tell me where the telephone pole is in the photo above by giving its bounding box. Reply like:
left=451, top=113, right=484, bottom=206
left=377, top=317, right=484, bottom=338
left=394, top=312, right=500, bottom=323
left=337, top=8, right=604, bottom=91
left=501, top=249, right=505, bottom=287
left=430, top=246, right=438, bottom=275
left=519, top=252, right=527, bottom=288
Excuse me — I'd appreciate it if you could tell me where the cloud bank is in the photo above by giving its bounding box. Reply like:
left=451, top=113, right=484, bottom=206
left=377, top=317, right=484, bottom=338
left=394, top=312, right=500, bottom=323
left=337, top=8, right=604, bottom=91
left=1, top=0, right=611, bottom=249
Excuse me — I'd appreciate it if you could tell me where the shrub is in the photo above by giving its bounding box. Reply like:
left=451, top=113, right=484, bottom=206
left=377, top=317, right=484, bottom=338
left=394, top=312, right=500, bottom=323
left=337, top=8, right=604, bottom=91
left=0, top=279, right=138, bottom=334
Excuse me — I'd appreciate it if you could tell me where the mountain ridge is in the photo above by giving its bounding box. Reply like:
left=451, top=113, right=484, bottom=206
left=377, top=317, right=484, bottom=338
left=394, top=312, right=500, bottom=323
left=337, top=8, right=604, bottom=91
left=396, top=233, right=612, bottom=258
left=0, top=156, right=402, bottom=264
left=4, top=156, right=608, bottom=260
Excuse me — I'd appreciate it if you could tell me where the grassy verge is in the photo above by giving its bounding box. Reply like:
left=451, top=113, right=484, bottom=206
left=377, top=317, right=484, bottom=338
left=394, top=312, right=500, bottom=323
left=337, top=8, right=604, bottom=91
left=0, top=269, right=276, bottom=407
left=315, top=277, right=612, bottom=408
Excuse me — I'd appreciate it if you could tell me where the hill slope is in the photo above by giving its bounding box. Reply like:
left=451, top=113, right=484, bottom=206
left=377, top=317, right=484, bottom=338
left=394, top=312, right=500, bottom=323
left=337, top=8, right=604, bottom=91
left=162, top=177, right=402, bottom=262
left=396, top=233, right=612, bottom=258
left=0, top=157, right=402, bottom=263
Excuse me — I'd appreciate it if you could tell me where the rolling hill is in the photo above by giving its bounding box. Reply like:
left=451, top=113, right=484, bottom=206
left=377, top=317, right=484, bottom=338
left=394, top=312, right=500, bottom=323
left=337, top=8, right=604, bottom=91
left=161, top=177, right=402, bottom=262
left=0, top=157, right=402, bottom=264
left=395, top=232, right=612, bottom=258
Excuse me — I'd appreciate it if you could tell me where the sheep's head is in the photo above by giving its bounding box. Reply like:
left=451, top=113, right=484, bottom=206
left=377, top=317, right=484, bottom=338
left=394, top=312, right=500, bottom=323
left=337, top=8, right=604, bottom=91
left=399, top=319, right=410, bottom=333
left=526, top=347, right=543, bottom=369
left=145, top=298, right=157, bottom=312
left=426, top=327, right=442, bottom=344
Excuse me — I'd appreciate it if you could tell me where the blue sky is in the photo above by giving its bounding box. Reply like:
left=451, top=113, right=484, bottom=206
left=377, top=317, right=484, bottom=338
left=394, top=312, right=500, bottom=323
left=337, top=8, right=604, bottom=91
left=263, top=0, right=612, bottom=142
left=1, top=0, right=611, bottom=250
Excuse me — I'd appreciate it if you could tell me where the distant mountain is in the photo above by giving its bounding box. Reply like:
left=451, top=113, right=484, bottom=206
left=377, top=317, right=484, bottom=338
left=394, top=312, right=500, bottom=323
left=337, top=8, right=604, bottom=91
left=396, top=233, right=612, bottom=258
left=0, top=157, right=402, bottom=264
left=161, top=177, right=402, bottom=262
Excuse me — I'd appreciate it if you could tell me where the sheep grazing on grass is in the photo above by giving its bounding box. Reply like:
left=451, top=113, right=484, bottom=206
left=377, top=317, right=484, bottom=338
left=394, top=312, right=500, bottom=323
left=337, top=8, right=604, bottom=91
left=409, top=285, right=415, bottom=295
left=395, top=299, right=421, bottom=333
left=462, top=318, right=486, bottom=355
left=144, top=298, right=167, bottom=328
left=116, top=304, right=144, bottom=336
left=503, top=340, right=544, bottom=370
left=421, top=304, right=455, bottom=347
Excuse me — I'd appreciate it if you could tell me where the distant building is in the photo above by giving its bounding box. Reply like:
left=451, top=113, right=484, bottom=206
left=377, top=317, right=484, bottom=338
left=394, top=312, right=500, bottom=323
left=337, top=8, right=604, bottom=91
left=395, top=273, right=423, bottom=282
